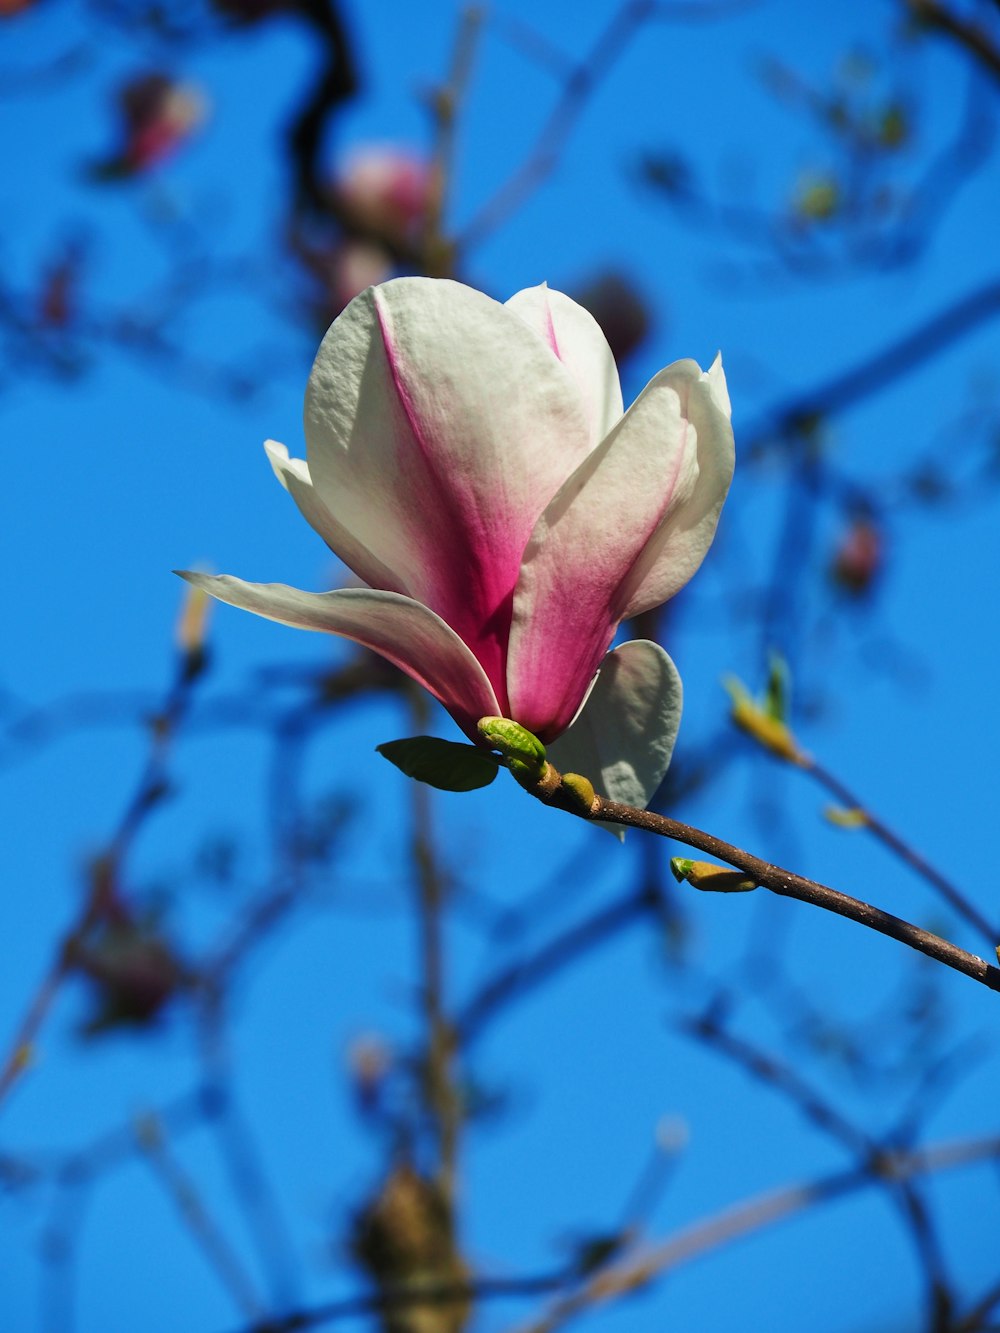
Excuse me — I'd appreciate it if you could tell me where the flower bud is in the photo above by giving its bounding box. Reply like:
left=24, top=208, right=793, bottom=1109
left=477, top=717, right=548, bottom=787
left=670, top=858, right=757, bottom=892
left=560, top=771, right=598, bottom=815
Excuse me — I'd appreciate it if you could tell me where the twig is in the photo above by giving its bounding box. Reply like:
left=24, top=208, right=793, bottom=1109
left=411, top=770, right=461, bottom=1201
left=803, top=755, right=999, bottom=942
left=591, top=795, right=1000, bottom=992
left=519, top=766, right=1000, bottom=993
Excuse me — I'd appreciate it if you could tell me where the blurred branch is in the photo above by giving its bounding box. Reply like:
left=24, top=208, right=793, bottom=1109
left=422, top=5, right=483, bottom=276
left=0, top=629, right=208, bottom=1107
left=455, top=882, right=661, bottom=1047
left=134, top=1111, right=263, bottom=1319
left=907, top=0, right=1000, bottom=86
left=955, top=1274, right=1000, bottom=1333
left=743, top=274, right=1000, bottom=458
left=230, top=1270, right=572, bottom=1333
left=510, top=1133, right=1000, bottom=1333
left=409, top=739, right=462, bottom=1200
left=461, top=0, right=750, bottom=250
left=287, top=0, right=360, bottom=215
left=679, top=1010, right=954, bottom=1324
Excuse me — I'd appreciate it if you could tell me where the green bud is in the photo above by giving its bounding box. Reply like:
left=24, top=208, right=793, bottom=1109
left=560, top=772, right=597, bottom=815
left=477, top=717, right=548, bottom=786
left=670, top=858, right=757, bottom=893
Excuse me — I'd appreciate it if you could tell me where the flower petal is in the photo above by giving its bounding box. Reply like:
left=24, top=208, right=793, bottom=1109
left=505, top=284, right=624, bottom=445
left=264, top=441, right=406, bottom=594
left=546, top=640, right=682, bottom=836
left=506, top=357, right=733, bottom=738
left=622, top=356, right=735, bottom=617
left=176, top=571, right=501, bottom=740
left=303, top=278, right=592, bottom=710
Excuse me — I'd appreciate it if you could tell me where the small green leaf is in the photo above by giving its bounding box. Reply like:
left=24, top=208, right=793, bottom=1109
left=376, top=736, right=500, bottom=792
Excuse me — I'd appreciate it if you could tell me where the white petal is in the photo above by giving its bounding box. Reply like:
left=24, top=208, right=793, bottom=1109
left=303, top=278, right=592, bottom=708
left=546, top=640, right=683, bottom=837
left=176, top=571, right=501, bottom=740
left=263, top=440, right=406, bottom=594
left=621, top=358, right=735, bottom=617
left=506, top=283, right=624, bottom=445
left=506, top=357, right=711, bottom=739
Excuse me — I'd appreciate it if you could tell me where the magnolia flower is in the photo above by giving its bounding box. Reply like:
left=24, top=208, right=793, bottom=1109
left=182, top=279, right=734, bottom=809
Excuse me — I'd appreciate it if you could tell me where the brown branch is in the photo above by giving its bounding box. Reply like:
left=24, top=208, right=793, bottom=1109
left=591, top=795, right=1000, bottom=993
left=518, top=767, right=1000, bottom=994
left=803, top=755, right=999, bottom=942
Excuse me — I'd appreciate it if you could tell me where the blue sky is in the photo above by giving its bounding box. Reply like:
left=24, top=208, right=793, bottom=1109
left=3, top=2, right=1000, bottom=1330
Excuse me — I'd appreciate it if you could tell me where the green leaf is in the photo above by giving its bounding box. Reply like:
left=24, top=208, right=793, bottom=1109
left=376, top=736, right=500, bottom=792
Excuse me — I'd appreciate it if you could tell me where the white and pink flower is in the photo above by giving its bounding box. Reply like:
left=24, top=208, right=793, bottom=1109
left=183, top=278, right=734, bottom=809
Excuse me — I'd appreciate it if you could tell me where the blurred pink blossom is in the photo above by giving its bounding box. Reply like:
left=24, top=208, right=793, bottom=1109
left=337, top=145, right=433, bottom=243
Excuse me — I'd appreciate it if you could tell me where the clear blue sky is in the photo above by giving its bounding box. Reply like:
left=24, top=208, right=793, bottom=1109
left=3, top=2, right=1000, bottom=1330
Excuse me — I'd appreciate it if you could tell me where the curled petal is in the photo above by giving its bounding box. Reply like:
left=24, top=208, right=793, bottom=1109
left=622, top=357, right=734, bottom=617
left=546, top=640, right=682, bottom=836
left=175, top=571, right=501, bottom=740
left=508, top=359, right=718, bottom=738
left=264, top=441, right=406, bottom=595
left=506, top=284, right=623, bottom=446
left=303, top=278, right=592, bottom=710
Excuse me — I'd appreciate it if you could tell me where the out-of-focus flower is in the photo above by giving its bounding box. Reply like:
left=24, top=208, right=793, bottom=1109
left=183, top=279, right=734, bottom=810
left=574, top=271, right=651, bottom=366
left=831, top=516, right=882, bottom=596
left=336, top=145, right=433, bottom=245
left=91, top=73, right=208, bottom=180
